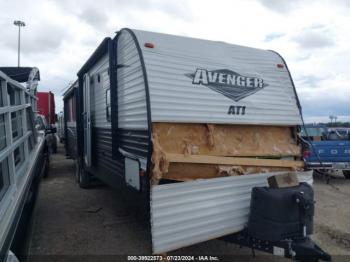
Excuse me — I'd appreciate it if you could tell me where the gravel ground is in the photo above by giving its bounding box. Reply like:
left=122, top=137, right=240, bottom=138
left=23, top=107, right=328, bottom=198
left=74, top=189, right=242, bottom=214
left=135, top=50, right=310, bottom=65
left=27, top=144, right=350, bottom=261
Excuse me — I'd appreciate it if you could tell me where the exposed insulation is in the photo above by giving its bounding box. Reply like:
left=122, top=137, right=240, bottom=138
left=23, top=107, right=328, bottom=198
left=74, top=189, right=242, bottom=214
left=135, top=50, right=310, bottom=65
left=150, top=133, right=169, bottom=185
left=150, top=123, right=302, bottom=184
left=152, top=123, right=300, bottom=157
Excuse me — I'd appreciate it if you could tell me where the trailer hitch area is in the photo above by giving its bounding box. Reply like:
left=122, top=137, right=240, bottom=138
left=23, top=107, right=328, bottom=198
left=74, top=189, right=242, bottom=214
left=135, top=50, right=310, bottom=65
left=220, top=230, right=331, bottom=262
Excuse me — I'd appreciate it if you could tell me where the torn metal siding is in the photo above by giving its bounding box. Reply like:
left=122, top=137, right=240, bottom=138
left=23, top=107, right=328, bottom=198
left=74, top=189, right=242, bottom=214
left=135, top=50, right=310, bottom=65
left=132, top=29, right=301, bottom=126
left=150, top=171, right=313, bottom=254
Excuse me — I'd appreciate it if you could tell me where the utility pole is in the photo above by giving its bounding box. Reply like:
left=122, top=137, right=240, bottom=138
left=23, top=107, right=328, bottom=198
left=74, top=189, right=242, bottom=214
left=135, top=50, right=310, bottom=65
left=13, top=20, right=25, bottom=67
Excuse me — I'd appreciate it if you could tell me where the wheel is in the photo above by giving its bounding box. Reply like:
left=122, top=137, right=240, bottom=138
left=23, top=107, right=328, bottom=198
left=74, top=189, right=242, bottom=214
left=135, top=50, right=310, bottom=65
left=74, top=161, right=80, bottom=183
left=52, top=144, right=57, bottom=154
left=43, top=156, right=50, bottom=178
left=52, top=138, right=58, bottom=154
left=343, top=170, right=350, bottom=179
left=75, top=161, right=91, bottom=188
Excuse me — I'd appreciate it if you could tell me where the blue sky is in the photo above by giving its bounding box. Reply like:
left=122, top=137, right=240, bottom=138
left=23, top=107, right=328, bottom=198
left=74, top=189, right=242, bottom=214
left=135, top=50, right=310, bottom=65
left=0, top=0, right=349, bottom=123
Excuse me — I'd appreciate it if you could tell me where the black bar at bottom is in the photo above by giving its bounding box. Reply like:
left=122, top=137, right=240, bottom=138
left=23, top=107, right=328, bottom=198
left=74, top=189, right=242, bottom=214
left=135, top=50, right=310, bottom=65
left=220, top=229, right=331, bottom=262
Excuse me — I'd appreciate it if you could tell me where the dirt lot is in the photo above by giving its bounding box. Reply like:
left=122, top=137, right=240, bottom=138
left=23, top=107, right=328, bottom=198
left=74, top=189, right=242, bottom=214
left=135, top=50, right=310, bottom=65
left=27, top=144, right=350, bottom=261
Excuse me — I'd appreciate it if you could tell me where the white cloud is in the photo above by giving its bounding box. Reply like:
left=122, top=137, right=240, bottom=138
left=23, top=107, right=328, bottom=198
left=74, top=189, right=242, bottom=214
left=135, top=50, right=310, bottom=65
left=0, top=0, right=349, bottom=123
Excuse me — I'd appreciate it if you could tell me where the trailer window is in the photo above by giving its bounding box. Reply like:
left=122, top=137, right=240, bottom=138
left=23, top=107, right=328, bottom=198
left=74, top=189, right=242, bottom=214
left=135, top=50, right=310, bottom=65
left=0, top=87, right=3, bottom=107
left=71, top=96, right=76, bottom=121
left=11, top=111, right=23, bottom=141
left=106, top=89, right=111, bottom=122
left=0, top=114, right=6, bottom=151
left=0, top=158, right=10, bottom=201
left=14, top=144, right=25, bottom=169
left=26, top=108, right=36, bottom=151
left=7, top=85, right=21, bottom=106
left=25, top=94, right=30, bottom=104
left=66, top=96, right=76, bottom=122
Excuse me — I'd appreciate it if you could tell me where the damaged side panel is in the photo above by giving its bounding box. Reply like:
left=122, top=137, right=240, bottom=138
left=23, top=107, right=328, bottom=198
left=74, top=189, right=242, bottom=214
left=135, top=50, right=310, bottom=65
left=150, top=123, right=302, bottom=184
left=150, top=171, right=313, bottom=254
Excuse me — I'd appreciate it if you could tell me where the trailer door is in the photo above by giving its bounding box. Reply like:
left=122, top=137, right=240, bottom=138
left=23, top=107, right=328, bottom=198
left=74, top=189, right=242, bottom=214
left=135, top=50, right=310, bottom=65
left=83, top=73, right=91, bottom=167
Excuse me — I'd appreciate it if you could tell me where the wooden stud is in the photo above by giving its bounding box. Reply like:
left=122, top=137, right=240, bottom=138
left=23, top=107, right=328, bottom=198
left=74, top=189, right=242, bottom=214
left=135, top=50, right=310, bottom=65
left=166, top=153, right=304, bottom=168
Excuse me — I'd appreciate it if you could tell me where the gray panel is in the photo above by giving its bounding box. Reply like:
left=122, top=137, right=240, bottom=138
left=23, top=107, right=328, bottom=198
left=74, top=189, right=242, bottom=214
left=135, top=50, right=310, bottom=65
left=151, top=171, right=313, bottom=254
left=125, top=158, right=140, bottom=190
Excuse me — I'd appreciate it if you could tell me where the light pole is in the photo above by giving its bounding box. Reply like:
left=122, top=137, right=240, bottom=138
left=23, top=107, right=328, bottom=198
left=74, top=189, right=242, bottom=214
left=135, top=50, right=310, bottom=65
left=13, top=20, right=25, bottom=67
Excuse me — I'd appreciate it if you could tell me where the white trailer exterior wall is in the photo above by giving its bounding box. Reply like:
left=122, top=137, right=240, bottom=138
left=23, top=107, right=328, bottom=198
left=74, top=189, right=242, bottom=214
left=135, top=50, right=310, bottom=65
left=88, top=54, right=111, bottom=129
left=130, top=29, right=301, bottom=125
left=117, top=30, right=148, bottom=130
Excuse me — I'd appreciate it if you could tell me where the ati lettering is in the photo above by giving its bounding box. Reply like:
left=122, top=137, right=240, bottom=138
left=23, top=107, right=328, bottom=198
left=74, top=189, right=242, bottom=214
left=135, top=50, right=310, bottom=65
left=228, top=106, right=246, bottom=115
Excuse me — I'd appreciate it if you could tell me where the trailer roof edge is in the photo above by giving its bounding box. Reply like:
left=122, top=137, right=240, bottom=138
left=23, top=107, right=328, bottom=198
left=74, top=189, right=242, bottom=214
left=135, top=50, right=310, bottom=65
left=62, top=79, right=78, bottom=98
left=77, top=37, right=111, bottom=77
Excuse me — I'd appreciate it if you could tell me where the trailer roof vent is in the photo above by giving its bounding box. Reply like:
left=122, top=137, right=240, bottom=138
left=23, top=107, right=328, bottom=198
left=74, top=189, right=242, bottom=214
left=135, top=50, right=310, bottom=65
left=144, top=42, right=154, bottom=48
left=277, top=63, right=284, bottom=68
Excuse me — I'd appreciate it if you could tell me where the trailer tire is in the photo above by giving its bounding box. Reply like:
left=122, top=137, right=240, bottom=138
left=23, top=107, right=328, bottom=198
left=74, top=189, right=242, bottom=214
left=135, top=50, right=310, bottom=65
left=343, top=171, right=350, bottom=179
left=52, top=144, right=57, bottom=154
left=43, top=156, right=50, bottom=178
left=76, top=162, right=91, bottom=188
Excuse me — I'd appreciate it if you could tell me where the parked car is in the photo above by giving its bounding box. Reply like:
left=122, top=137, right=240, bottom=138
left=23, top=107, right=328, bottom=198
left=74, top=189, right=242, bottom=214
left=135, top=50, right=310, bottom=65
left=36, top=114, right=57, bottom=153
left=303, top=130, right=350, bottom=178
left=327, top=128, right=350, bottom=140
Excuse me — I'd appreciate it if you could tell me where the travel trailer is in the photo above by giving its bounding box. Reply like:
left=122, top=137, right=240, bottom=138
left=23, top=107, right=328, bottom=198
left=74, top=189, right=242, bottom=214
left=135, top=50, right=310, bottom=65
left=0, top=67, right=47, bottom=261
left=57, top=112, right=64, bottom=143
left=63, top=80, right=78, bottom=159
left=73, top=29, right=329, bottom=260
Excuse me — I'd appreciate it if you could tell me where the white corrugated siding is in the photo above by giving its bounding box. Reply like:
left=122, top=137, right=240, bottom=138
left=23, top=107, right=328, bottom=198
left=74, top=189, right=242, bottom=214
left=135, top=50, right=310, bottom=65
left=87, top=54, right=111, bottom=128
left=151, top=171, right=313, bottom=254
left=132, top=29, right=301, bottom=125
left=117, top=30, right=148, bottom=129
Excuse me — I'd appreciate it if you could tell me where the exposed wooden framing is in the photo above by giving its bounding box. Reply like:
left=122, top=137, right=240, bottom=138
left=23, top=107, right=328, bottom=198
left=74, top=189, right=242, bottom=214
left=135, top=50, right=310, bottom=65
left=152, top=123, right=301, bottom=158
left=166, top=153, right=304, bottom=168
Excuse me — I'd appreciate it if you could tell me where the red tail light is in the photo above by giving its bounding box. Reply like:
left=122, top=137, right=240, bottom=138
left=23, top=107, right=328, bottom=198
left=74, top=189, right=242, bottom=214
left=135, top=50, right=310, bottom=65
left=303, top=150, right=311, bottom=158
left=144, top=42, right=154, bottom=48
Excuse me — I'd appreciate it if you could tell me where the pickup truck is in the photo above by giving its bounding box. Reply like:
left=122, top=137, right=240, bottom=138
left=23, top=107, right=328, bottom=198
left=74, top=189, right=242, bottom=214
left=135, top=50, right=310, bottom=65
left=303, top=137, right=350, bottom=179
